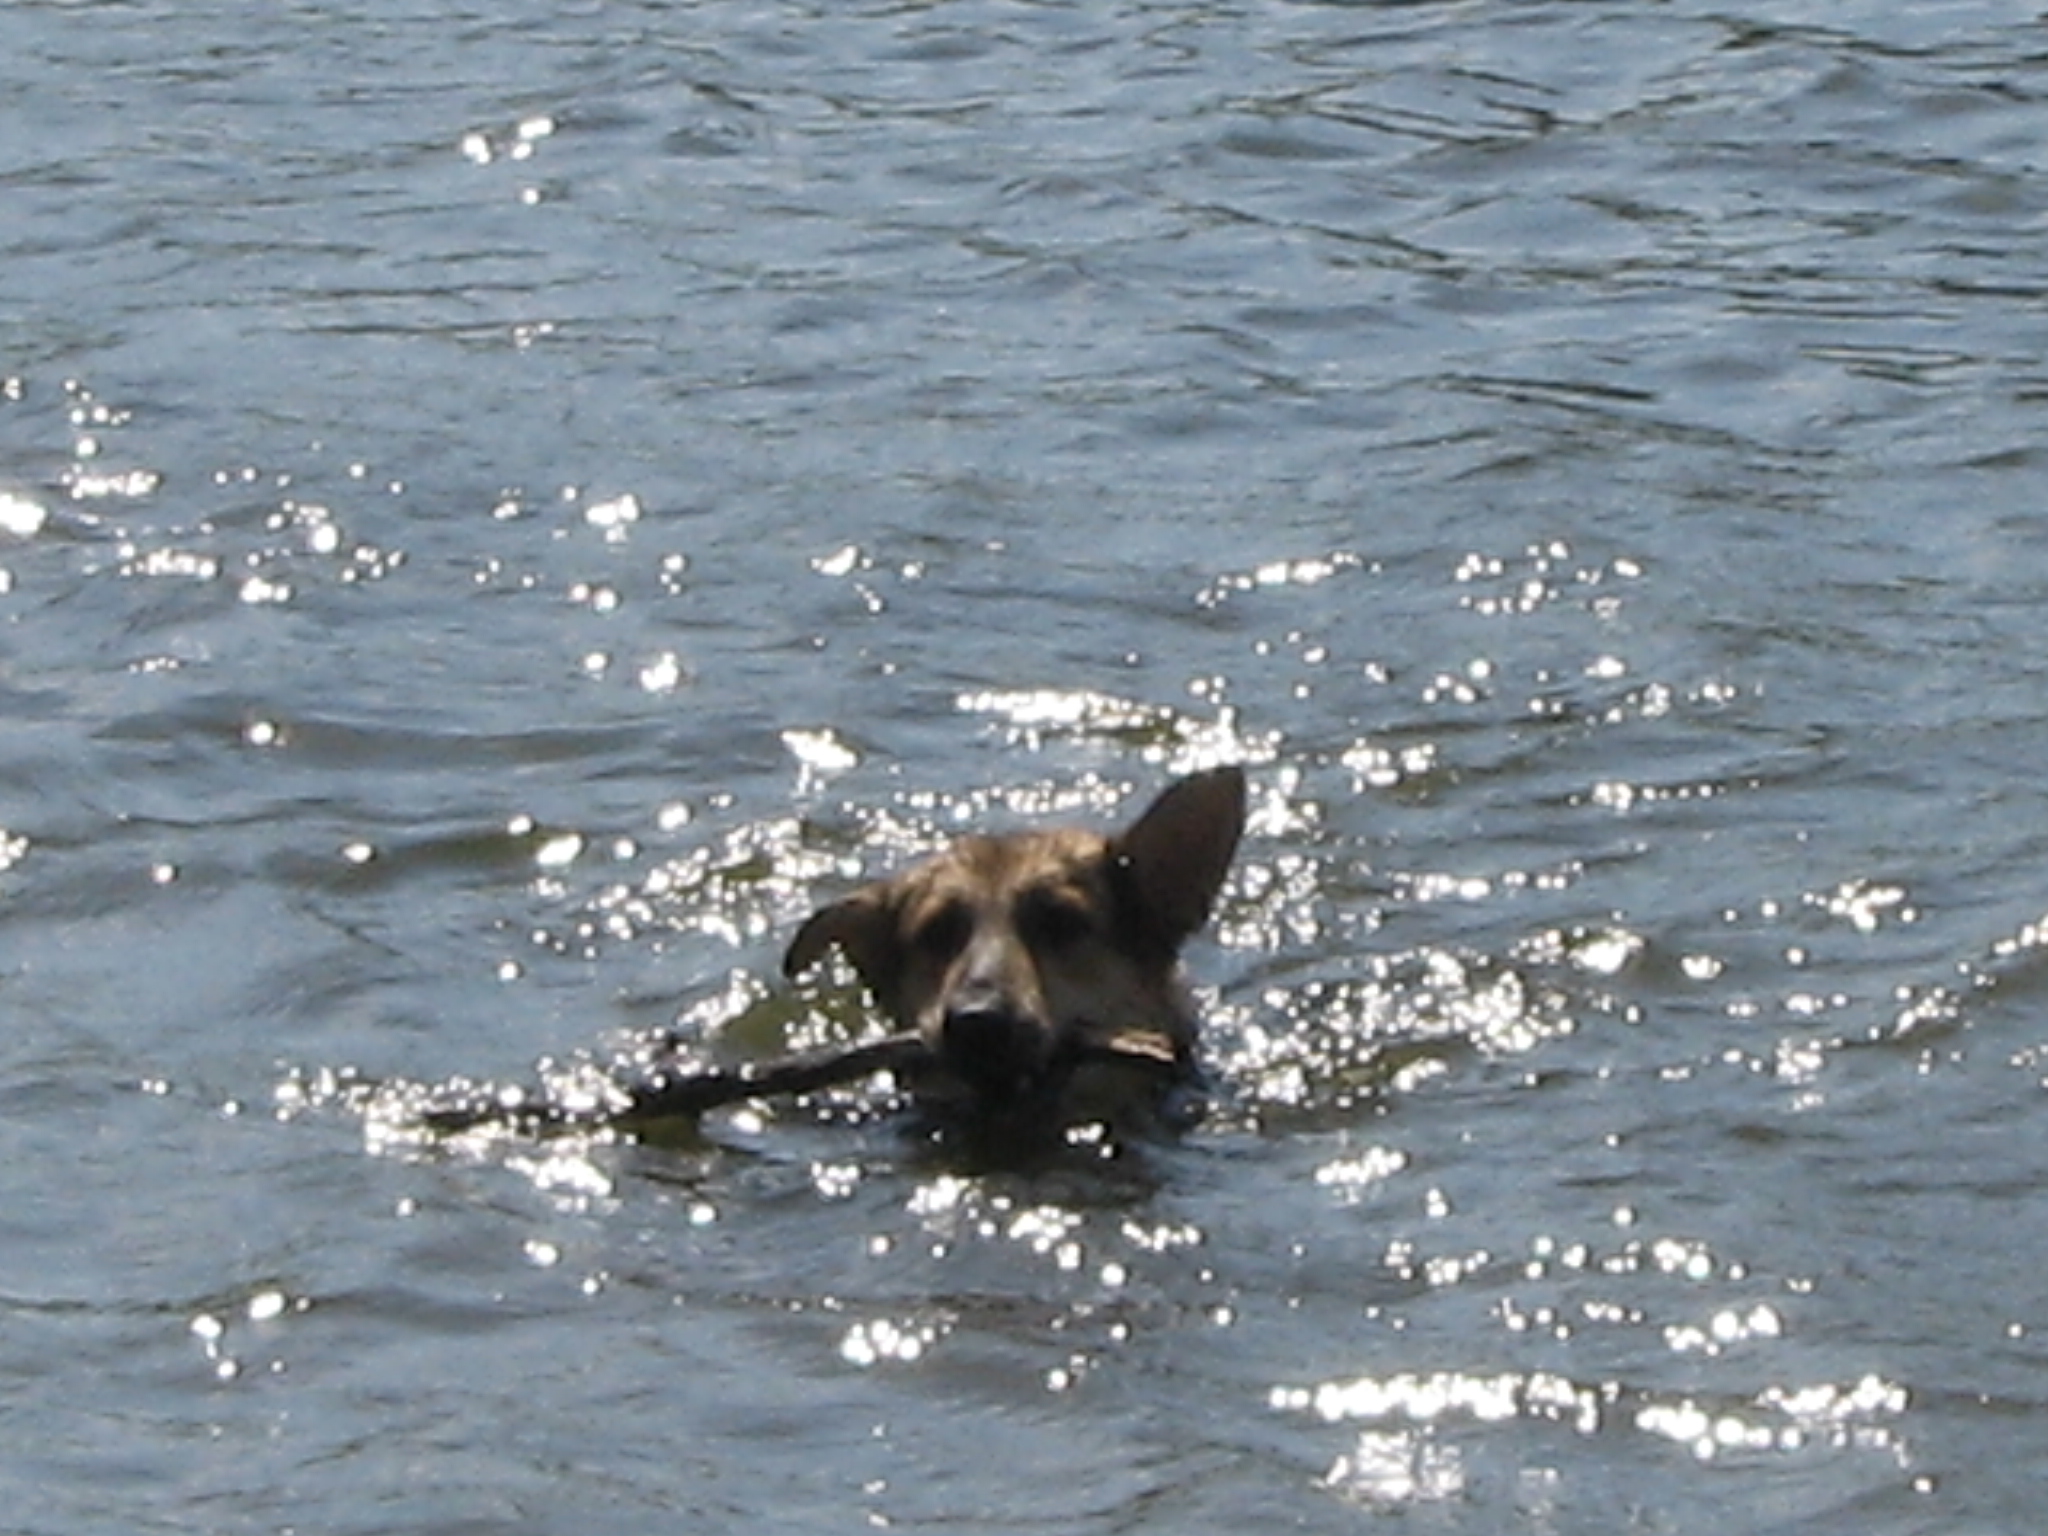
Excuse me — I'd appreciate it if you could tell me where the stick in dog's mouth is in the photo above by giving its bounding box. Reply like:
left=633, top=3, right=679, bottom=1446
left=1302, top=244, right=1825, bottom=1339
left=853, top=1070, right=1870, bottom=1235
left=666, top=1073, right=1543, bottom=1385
left=608, top=1027, right=1193, bottom=1128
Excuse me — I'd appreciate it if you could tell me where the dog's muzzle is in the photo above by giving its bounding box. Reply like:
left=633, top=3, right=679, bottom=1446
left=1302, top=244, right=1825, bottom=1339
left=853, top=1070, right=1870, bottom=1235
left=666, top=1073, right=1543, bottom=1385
left=938, top=1002, right=1054, bottom=1099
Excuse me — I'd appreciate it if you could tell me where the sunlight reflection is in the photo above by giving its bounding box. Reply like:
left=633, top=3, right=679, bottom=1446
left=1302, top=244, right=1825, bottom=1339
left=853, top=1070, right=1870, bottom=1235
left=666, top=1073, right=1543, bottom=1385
left=1637, top=1374, right=1908, bottom=1461
left=1195, top=549, right=1369, bottom=608
left=238, top=574, right=291, bottom=605
left=1340, top=737, right=1437, bottom=790
left=1220, top=949, right=1567, bottom=1120
left=1314, top=1144, right=1409, bottom=1198
left=811, top=1161, right=862, bottom=1201
left=1009, top=1206, right=1086, bottom=1271
left=584, top=492, right=641, bottom=541
left=460, top=113, right=556, bottom=167
left=188, top=1287, right=309, bottom=1386
left=506, top=1144, right=616, bottom=1203
left=1815, top=878, right=1912, bottom=934
left=0, top=492, right=47, bottom=536
left=621, top=814, right=838, bottom=954
left=1276, top=1362, right=1909, bottom=1469
left=840, top=1314, right=947, bottom=1368
left=1452, top=541, right=1645, bottom=620
left=1324, top=1429, right=1466, bottom=1505
left=783, top=726, right=861, bottom=791
left=121, top=546, right=219, bottom=580
left=956, top=686, right=1279, bottom=772
left=1275, top=1369, right=1568, bottom=1427
left=69, top=468, right=160, bottom=499
left=1570, top=928, right=1643, bottom=976
left=638, top=651, right=687, bottom=693
left=1665, top=1302, right=1783, bottom=1356
left=533, top=831, right=584, bottom=870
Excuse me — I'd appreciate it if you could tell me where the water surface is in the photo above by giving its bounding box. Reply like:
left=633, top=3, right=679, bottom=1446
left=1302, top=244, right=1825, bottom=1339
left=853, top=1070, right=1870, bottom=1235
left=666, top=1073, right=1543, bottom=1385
left=3, top=0, right=2048, bottom=1530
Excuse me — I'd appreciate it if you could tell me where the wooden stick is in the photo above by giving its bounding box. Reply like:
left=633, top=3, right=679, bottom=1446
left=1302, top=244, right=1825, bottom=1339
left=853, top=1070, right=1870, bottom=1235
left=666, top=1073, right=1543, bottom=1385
left=416, top=1032, right=932, bottom=1135
left=614, top=1033, right=932, bottom=1124
left=416, top=1030, right=1194, bottom=1136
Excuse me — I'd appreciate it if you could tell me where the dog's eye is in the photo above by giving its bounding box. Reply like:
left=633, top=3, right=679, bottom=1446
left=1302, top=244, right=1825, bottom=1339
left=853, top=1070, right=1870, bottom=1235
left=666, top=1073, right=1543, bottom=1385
left=910, top=900, right=972, bottom=959
left=1020, top=891, right=1094, bottom=949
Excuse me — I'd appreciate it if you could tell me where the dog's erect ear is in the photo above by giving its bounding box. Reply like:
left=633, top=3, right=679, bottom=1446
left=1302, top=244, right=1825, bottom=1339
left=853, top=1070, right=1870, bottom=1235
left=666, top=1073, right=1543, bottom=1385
left=1113, top=765, right=1246, bottom=950
left=783, top=885, right=900, bottom=1002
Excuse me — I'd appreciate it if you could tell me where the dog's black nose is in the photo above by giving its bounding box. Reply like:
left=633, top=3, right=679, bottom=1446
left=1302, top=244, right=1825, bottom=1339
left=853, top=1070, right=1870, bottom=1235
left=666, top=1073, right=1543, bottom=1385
left=940, top=1006, right=1047, bottom=1096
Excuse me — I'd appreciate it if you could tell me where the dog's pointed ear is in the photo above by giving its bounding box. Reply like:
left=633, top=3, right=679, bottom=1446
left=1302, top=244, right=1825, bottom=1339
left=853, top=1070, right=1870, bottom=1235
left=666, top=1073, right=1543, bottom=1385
left=1113, top=765, right=1246, bottom=949
left=783, top=885, right=898, bottom=1000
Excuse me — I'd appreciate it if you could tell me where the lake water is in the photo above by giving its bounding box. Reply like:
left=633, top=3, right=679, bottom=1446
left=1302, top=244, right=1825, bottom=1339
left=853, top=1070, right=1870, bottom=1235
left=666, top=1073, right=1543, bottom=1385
left=5, top=0, right=2048, bottom=1530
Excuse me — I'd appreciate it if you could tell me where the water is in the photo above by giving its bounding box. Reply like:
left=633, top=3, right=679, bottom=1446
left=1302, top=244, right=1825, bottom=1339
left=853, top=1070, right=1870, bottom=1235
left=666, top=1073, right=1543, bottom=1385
left=4, top=0, right=2048, bottom=1529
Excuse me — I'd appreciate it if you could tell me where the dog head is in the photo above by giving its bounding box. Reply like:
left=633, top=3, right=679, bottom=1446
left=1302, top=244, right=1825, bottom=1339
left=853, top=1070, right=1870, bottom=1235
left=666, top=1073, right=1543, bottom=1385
left=782, top=766, right=1246, bottom=1116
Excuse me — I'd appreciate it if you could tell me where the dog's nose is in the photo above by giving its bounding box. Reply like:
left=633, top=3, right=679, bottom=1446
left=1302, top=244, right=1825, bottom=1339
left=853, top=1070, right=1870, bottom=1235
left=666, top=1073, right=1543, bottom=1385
left=940, top=1005, right=1046, bottom=1095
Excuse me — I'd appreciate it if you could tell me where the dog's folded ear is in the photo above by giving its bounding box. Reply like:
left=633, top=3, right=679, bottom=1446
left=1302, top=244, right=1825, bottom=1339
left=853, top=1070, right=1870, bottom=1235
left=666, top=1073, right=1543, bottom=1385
left=783, top=885, right=899, bottom=1001
left=1113, top=765, right=1247, bottom=950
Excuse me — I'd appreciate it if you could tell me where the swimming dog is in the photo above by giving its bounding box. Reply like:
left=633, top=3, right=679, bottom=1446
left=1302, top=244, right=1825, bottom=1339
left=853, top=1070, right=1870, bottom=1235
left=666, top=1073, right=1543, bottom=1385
left=614, top=765, right=1246, bottom=1139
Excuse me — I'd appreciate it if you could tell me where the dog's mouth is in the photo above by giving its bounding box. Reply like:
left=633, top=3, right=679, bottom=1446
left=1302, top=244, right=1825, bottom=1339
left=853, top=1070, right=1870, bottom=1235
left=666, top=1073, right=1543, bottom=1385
left=926, top=1010, right=1191, bottom=1110
left=935, top=1007, right=1059, bottom=1102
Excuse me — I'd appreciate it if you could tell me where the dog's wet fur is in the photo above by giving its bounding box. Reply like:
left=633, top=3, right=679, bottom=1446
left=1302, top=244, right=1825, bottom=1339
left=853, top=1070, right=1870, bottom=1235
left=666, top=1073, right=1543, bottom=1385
left=425, top=766, right=1245, bottom=1151
left=775, top=763, right=1245, bottom=1139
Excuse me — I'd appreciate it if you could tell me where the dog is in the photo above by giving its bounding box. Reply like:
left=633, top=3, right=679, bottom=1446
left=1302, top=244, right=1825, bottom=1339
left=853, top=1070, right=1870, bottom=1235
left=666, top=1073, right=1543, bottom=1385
left=602, top=764, right=1245, bottom=1145
left=779, top=763, right=1246, bottom=1136
left=424, top=766, right=1245, bottom=1147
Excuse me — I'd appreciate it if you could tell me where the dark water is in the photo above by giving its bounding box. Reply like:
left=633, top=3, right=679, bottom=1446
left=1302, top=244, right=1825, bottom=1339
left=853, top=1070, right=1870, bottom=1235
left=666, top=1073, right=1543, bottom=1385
left=6, top=0, right=2048, bottom=1529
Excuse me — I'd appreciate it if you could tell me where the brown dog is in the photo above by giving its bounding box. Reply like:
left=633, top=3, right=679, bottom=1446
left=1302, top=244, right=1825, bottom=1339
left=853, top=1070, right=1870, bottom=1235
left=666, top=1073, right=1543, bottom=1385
left=427, top=766, right=1245, bottom=1143
left=777, top=764, right=1245, bottom=1135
